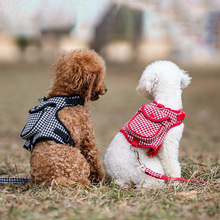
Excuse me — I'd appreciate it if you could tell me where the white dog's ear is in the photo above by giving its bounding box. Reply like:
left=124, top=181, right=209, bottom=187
left=181, top=72, right=191, bottom=89
left=136, top=73, right=158, bottom=95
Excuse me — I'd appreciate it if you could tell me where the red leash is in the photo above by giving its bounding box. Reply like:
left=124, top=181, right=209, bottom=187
left=131, top=147, right=220, bottom=184
left=143, top=167, right=220, bottom=184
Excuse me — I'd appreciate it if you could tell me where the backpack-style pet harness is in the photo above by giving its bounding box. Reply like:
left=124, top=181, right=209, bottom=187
left=120, top=101, right=185, bottom=157
left=20, top=95, right=84, bottom=151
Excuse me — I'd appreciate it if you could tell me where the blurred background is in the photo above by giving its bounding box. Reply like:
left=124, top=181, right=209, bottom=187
left=0, top=0, right=220, bottom=63
left=0, top=0, right=219, bottom=173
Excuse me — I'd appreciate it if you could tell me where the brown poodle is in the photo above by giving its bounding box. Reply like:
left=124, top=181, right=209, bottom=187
left=27, top=49, right=107, bottom=186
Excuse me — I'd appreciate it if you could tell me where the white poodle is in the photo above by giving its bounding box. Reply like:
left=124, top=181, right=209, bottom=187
left=104, top=61, right=191, bottom=188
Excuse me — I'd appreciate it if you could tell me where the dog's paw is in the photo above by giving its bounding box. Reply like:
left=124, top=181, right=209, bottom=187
left=89, top=170, right=105, bottom=184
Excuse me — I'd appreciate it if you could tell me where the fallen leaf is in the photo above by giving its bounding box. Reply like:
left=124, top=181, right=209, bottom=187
left=176, top=190, right=198, bottom=200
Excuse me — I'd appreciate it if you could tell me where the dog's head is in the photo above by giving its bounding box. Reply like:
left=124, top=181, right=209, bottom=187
left=49, top=48, right=107, bottom=101
left=136, top=61, right=191, bottom=100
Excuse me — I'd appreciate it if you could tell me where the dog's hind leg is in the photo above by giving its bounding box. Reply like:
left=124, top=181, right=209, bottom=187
left=30, top=141, right=91, bottom=186
left=57, top=107, right=104, bottom=184
left=80, top=137, right=105, bottom=184
left=80, top=125, right=105, bottom=184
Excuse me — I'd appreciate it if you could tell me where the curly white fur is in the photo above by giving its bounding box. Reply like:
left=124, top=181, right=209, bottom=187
left=104, top=61, right=191, bottom=188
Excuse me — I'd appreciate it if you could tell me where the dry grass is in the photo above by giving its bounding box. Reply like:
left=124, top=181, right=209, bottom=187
left=0, top=61, right=219, bottom=220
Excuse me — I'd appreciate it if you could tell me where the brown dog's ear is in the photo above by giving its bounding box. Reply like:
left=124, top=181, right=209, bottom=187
left=82, top=73, right=97, bottom=102
left=71, top=65, right=85, bottom=92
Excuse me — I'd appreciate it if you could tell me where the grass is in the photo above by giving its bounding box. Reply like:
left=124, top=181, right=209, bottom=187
left=0, top=61, right=220, bottom=219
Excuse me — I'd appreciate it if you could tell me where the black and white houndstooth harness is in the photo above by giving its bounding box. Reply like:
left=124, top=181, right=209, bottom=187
left=20, top=95, right=84, bottom=151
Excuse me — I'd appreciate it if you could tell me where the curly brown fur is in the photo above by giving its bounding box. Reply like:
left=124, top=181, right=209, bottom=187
left=30, top=49, right=107, bottom=186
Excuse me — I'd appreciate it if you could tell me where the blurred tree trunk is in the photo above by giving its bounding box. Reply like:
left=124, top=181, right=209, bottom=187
left=90, top=4, right=143, bottom=59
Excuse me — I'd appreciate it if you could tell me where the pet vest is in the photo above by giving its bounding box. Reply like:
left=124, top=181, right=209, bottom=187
left=20, top=95, right=84, bottom=151
left=120, top=101, right=185, bottom=157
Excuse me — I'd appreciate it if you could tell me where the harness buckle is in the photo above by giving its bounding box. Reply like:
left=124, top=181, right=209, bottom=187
left=38, top=97, right=47, bottom=103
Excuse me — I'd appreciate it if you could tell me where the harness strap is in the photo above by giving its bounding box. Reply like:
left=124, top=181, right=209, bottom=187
left=65, top=96, right=84, bottom=106
left=54, top=128, right=75, bottom=147
left=131, top=138, right=139, bottom=147
left=177, top=110, right=185, bottom=121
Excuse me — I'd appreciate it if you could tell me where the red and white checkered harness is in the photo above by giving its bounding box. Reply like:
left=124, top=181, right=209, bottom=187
left=120, top=101, right=185, bottom=157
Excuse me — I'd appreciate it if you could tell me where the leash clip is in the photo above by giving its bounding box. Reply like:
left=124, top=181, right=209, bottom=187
left=139, top=164, right=146, bottom=173
left=130, top=145, right=146, bottom=173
